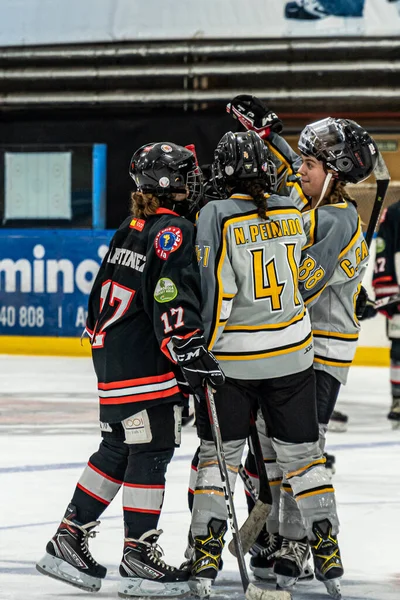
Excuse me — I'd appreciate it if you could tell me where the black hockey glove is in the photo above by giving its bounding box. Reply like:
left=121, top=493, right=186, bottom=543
left=356, top=286, right=377, bottom=320
left=226, top=94, right=283, bottom=139
left=172, top=334, right=225, bottom=400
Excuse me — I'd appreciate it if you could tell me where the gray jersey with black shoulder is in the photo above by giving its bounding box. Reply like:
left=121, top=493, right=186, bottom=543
left=196, top=193, right=313, bottom=380
left=300, top=202, right=369, bottom=384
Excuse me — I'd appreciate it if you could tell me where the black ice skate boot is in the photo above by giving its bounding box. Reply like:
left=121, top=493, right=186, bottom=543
left=273, top=537, right=311, bottom=589
left=36, top=503, right=106, bottom=592
left=310, top=519, right=343, bottom=599
left=118, top=529, right=190, bottom=598
left=249, top=528, right=283, bottom=580
left=180, top=529, right=223, bottom=572
left=189, top=519, right=227, bottom=599
left=328, top=410, right=349, bottom=433
left=388, top=397, right=400, bottom=429
left=285, top=0, right=329, bottom=20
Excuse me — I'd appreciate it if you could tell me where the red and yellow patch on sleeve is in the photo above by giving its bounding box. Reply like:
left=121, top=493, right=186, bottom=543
left=129, top=218, right=146, bottom=231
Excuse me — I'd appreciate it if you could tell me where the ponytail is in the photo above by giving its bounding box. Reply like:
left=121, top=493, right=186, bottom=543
left=130, top=192, right=160, bottom=218
left=238, top=179, right=269, bottom=220
left=324, top=180, right=356, bottom=206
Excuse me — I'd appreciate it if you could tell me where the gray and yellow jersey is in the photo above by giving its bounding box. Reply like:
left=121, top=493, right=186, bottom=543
left=196, top=193, right=313, bottom=380
left=300, top=201, right=369, bottom=384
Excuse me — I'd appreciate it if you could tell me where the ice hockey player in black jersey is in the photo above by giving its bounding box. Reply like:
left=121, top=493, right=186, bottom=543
left=36, top=142, right=224, bottom=598
left=372, top=200, right=400, bottom=428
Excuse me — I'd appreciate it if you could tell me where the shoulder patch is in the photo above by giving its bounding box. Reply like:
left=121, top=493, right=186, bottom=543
left=154, top=278, right=178, bottom=303
left=154, top=226, right=183, bottom=260
left=129, top=218, right=145, bottom=231
left=375, top=237, right=386, bottom=253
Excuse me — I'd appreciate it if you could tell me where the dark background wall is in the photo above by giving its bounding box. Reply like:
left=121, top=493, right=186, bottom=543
left=0, top=109, right=238, bottom=229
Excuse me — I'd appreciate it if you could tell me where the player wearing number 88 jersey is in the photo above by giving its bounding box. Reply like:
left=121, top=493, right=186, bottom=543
left=187, top=131, right=342, bottom=596
left=36, top=142, right=224, bottom=598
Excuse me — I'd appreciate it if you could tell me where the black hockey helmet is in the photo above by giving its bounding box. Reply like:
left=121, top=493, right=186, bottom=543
left=298, top=117, right=378, bottom=184
left=212, top=131, right=277, bottom=197
left=129, top=142, right=203, bottom=214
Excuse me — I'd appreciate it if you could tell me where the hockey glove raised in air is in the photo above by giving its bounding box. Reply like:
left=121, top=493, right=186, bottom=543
left=226, top=94, right=283, bottom=139
left=172, top=334, right=225, bottom=400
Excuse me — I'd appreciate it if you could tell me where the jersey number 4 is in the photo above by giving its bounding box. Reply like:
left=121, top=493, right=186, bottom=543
left=92, top=280, right=136, bottom=348
left=249, top=243, right=301, bottom=311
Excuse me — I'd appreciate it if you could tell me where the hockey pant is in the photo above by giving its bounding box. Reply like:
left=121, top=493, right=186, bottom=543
left=315, top=369, right=341, bottom=452
left=191, top=372, right=339, bottom=541
left=70, top=402, right=182, bottom=538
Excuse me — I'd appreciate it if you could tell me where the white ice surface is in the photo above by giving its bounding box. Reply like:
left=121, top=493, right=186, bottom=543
left=0, top=357, right=399, bottom=600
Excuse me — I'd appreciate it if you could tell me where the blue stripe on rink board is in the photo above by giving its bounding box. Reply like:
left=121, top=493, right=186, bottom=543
left=2, top=440, right=400, bottom=476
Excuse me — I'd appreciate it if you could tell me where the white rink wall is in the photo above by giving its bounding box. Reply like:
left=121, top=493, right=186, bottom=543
left=0, top=0, right=399, bottom=47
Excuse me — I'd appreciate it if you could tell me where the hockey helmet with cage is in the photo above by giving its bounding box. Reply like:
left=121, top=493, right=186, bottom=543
left=129, top=142, right=203, bottom=215
left=298, top=117, right=378, bottom=184
left=212, top=130, right=277, bottom=197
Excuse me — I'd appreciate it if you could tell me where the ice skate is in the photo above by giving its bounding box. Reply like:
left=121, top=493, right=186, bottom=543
left=118, top=529, right=190, bottom=598
left=189, top=518, right=227, bottom=599
left=250, top=530, right=283, bottom=580
left=328, top=410, right=348, bottom=433
left=285, top=0, right=329, bottom=20
left=388, top=398, right=400, bottom=429
left=36, top=503, right=106, bottom=592
left=273, top=537, right=310, bottom=589
left=310, top=519, right=343, bottom=599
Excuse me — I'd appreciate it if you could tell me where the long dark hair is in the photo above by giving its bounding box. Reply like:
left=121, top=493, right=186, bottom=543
left=235, top=179, right=269, bottom=220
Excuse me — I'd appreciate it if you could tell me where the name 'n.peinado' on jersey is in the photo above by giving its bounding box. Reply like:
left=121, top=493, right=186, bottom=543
left=196, top=192, right=314, bottom=380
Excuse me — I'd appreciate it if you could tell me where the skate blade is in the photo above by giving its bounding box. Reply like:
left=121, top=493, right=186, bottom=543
left=276, top=574, right=298, bottom=589
left=188, top=577, right=212, bottom=599
left=250, top=564, right=276, bottom=581
left=36, top=553, right=101, bottom=592
left=298, top=563, right=314, bottom=582
left=324, top=578, right=342, bottom=599
left=118, top=577, right=191, bottom=598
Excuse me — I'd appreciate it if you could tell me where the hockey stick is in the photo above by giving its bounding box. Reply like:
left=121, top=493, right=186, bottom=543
left=204, top=384, right=291, bottom=600
left=229, top=412, right=272, bottom=558
left=365, top=151, right=390, bottom=249
left=239, top=463, right=259, bottom=502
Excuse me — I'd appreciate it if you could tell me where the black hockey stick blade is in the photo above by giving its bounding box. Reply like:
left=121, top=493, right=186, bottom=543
left=245, top=582, right=292, bottom=600
left=365, top=152, right=390, bottom=248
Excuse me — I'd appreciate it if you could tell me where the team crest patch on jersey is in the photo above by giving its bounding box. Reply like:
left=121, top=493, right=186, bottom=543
left=154, top=277, right=178, bottom=303
left=154, top=226, right=183, bottom=260
left=129, top=218, right=145, bottom=231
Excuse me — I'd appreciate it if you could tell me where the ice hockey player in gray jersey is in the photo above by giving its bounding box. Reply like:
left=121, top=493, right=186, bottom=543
left=188, top=130, right=343, bottom=599
left=227, top=99, right=378, bottom=600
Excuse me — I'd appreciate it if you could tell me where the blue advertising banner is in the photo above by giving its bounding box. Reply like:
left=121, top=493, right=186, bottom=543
left=0, top=229, right=113, bottom=337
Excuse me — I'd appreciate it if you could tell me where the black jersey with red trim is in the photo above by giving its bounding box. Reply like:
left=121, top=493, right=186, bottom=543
left=86, top=208, right=203, bottom=423
left=372, top=201, right=400, bottom=307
